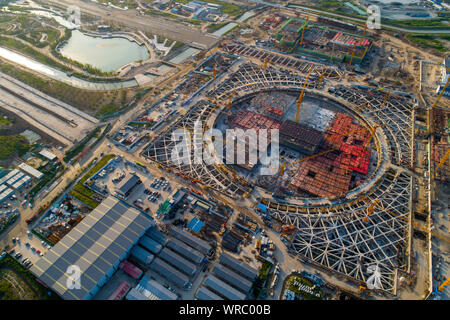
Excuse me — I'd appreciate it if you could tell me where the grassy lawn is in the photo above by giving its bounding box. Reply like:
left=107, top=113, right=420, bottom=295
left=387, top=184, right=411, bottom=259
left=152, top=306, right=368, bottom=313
left=0, top=254, right=60, bottom=300
left=0, top=61, right=131, bottom=116
left=95, top=104, right=121, bottom=118
left=0, top=135, right=30, bottom=160
left=0, top=35, right=71, bottom=72
left=207, top=22, right=228, bottom=32
left=406, top=33, right=450, bottom=53
left=69, top=154, right=115, bottom=208
left=174, top=0, right=242, bottom=17
left=284, top=274, right=324, bottom=300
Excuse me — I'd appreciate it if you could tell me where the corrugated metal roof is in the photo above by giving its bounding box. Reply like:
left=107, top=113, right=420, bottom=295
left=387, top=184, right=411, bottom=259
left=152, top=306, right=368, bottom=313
left=169, top=226, right=211, bottom=254
left=219, top=253, right=258, bottom=281
left=213, top=264, right=253, bottom=293
left=150, top=258, right=189, bottom=288
left=146, top=227, right=167, bottom=245
left=158, top=247, right=197, bottom=275
left=166, top=238, right=204, bottom=264
left=116, top=174, right=141, bottom=195
left=204, top=275, right=246, bottom=300
left=187, top=217, right=205, bottom=233
left=30, top=196, right=154, bottom=300
left=139, top=235, right=162, bottom=254
left=196, top=286, right=224, bottom=300
left=126, top=287, right=159, bottom=300
left=130, top=246, right=154, bottom=265
left=18, top=163, right=43, bottom=179
left=139, top=276, right=177, bottom=300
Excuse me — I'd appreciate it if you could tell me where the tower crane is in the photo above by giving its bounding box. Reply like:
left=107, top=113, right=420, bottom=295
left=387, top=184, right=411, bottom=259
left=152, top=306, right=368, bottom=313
left=295, top=64, right=314, bottom=122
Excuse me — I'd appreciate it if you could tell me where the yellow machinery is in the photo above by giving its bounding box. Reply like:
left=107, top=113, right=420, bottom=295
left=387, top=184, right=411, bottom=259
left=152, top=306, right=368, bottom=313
left=299, top=16, right=310, bottom=46
left=295, top=64, right=314, bottom=122
left=432, top=76, right=449, bottom=109
left=438, top=277, right=450, bottom=292
left=435, top=148, right=450, bottom=176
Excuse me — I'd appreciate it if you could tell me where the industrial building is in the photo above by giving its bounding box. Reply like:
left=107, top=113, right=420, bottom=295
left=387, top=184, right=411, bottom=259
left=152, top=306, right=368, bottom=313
left=130, top=246, right=155, bottom=265
left=149, top=258, right=190, bottom=288
left=196, top=286, right=224, bottom=300
left=169, top=226, right=212, bottom=254
left=203, top=275, right=246, bottom=300
left=166, top=238, right=204, bottom=264
left=212, top=263, right=253, bottom=293
left=18, top=163, right=43, bottom=180
left=30, top=196, right=154, bottom=300
left=158, top=247, right=197, bottom=276
left=115, top=173, right=142, bottom=198
left=146, top=227, right=168, bottom=245
left=139, top=235, right=163, bottom=254
left=130, top=276, right=178, bottom=300
left=219, top=253, right=258, bottom=281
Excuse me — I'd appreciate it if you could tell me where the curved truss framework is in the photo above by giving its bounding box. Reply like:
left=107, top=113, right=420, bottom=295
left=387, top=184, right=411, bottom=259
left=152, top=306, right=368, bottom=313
left=207, top=63, right=322, bottom=101
left=142, top=100, right=250, bottom=198
left=331, top=86, right=414, bottom=167
left=143, top=61, right=415, bottom=294
left=264, top=168, right=412, bottom=294
left=143, top=63, right=321, bottom=198
left=222, top=42, right=343, bottom=80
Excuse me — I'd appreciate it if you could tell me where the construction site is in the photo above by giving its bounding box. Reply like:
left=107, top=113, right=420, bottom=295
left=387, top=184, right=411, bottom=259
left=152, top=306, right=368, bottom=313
left=141, top=45, right=424, bottom=296
left=274, top=17, right=372, bottom=65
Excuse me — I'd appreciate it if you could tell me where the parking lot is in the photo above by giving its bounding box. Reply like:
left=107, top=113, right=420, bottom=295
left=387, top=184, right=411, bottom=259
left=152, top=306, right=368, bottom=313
left=89, top=157, right=178, bottom=218
left=8, top=231, right=50, bottom=268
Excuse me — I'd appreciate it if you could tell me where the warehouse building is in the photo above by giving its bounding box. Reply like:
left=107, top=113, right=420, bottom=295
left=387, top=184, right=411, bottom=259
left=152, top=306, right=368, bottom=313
left=149, top=258, right=189, bottom=288
left=139, top=235, right=163, bottom=254
left=18, top=163, right=43, bottom=180
left=126, top=287, right=158, bottom=300
left=115, top=173, right=142, bottom=198
left=169, top=226, right=211, bottom=254
left=203, top=275, right=246, bottom=300
left=212, top=263, right=253, bottom=293
left=130, top=246, right=154, bottom=265
left=30, top=196, right=154, bottom=300
left=196, top=286, right=224, bottom=300
left=158, top=247, right=197, bottom=276
left=0, top=169, right=20, bottom=186
left=131, top=276, right=178, bottom=300
left=166, top=238, right=204, bottom=264
left=146, top=227, right=167, bottom=245
left=219, top=253, right=258, bottom=281
left=6, top=172, right=24, bottom=187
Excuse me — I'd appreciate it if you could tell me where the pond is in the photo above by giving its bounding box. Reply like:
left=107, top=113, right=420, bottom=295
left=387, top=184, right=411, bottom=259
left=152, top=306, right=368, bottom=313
left=58, top=30, right=150, bottom=73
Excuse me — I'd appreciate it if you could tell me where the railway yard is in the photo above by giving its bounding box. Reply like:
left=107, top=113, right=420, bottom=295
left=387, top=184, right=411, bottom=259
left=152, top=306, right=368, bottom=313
left=0, top=0, right=448, bottom=302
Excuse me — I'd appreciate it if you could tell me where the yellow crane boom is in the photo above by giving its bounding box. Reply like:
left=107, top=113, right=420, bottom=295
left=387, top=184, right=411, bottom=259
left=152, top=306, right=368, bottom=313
left=435, top=148, right=450, bottom=174
left=295, top=64, right=314, bottom=122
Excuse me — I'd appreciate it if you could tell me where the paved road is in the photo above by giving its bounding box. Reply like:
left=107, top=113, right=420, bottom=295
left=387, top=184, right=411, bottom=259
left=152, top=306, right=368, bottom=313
left=246, top=0, right=450, bottom=34
left=46, top=0, right=219, bottom=48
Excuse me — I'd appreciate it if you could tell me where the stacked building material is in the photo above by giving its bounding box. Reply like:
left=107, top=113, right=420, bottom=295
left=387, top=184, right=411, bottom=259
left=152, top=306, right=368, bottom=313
left=338, top=143, right=370, bottom=174
left=289, top=154, right=352, bottom=197
left=323, top=113, right=371, bottom=149
left=230, top=110, right=282, bottom=132
left=279, top=120, right=324, bottom=154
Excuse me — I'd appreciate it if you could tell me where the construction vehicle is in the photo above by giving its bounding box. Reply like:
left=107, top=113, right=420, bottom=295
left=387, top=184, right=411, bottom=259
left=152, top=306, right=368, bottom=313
left=281, top=224, right=296, bottom=234
left=295, top=64, right=314, bottom=122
